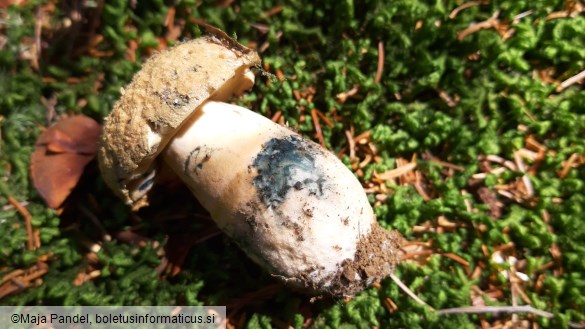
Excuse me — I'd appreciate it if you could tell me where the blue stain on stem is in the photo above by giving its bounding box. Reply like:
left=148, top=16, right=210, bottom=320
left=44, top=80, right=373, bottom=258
left=252, top=135, right=326, bottom=208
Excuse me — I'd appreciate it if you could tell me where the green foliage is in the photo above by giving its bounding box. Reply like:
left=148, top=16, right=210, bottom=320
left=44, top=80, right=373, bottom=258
left=1, top=0, right=584, bottom=328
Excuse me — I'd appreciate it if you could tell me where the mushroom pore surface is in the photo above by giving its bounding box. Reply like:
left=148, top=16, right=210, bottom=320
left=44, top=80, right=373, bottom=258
left=162, top=101, right=402, bottom=297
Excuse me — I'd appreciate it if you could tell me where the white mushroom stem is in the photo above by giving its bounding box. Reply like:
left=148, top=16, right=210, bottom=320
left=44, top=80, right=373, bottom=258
left=162, top=101, right=400, bottom=296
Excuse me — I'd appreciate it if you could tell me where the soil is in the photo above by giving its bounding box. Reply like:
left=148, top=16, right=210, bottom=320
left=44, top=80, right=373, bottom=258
left=289, top=224, right=403, bottom=298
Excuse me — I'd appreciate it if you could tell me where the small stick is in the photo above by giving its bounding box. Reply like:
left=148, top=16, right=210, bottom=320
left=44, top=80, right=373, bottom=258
left=359, top=153, right=373, bottom=168
left=400, top=250, right=434, bottom=260
left=457, top=10, right=500, bottom=41
left=271, top=111, right=282, bottom=123
left=1, top=270, right=25, bottom=285
left=509, top=268, right=519, bottom=323
left=425, top=153, right=465, bottom=171
left=449, top=1, right=481, bottom=19
left=556, top=68, right=585, bottom=92
left=376, top=163, right=417, bottom=180
left=336, top=85, right=360, bottom=103
left=413, top=172, right=431, bottom=201
left=164, top=6, right=176, bottom=28
left=354, top=130, right=372, bottom=144
left=513, top=10, right=533, bottom=22
left=375, top=41, right=384, bottom=83
left=310, top=109, right=327, bottom=148
left=514, top=151, right=534, bottom=197
left=437, top=305, right=585, bottom=328
left=485, top=154, right=517, bottom=171
left=390, top=273, right=436, bottom=311
left=345, top=128, right=357, bottom=162
left=7, top=196, right=36, bottom=250
left=32, top=6, right=43, bottom=71
left=263, top=5, right=283, bottom=17
left=559, top=153, right=579, bottom=178
left=438, top=89, right=457, bottom=107
left=442, top=253, right=470, bottom=267
left=313, top=109, right=334, bottom=128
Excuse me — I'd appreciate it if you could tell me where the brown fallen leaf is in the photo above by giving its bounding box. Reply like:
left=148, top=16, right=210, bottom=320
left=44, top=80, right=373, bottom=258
left=30, top=115, right=101, bottom=209
left=0, top=0, right=27, bottom=9
left=36, top=115, right=100, bottom=154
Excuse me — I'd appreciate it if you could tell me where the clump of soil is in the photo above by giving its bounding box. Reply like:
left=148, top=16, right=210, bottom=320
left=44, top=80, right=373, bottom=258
left=290, top=224, right=403, bottom=298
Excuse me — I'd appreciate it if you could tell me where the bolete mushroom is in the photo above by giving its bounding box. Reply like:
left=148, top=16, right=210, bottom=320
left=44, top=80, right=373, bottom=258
left=98, top=29, right=402, bottom=297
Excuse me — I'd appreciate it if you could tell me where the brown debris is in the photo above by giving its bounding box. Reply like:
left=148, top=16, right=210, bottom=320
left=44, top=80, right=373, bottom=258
left=477, top=187, right=503, bottom=219
left=0, top=261, right=49, bottom=300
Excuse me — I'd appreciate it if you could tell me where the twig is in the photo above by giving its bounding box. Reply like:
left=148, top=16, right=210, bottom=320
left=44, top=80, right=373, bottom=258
left=7, top=196, right=36, bottom=250
left=389, top=273, right=435, bottom=311
left=559, top=153, right=579, bottom=178
left=449, top=1, right=481, bottom=19
left=310, top=109, right=326, bottom=148
left=0, top=263, right=48, bottom=300
left=438, top=89, right=457, bottom=107
left=442, top=253, right=470, bottom=267
left=513, top=10, right=533, bottom=22
left=514, top=151, right=534, bottom=197
left=413, top=171, right=431, bottom=201
left=375, top=163, right=417, bottom=180
left=336, top=85, right=360, bottom=103
left=510, top=269, right=519, bottom=323
left=556, top=68, right=585, bottom=92
left=424, top=153, right=465, bottom=171
left=32, top=6, right=43, bottom=71
left=457, top=10, right=500, bottom=41
left=271, top=111, right=282, bottom=123
left=313, top=109, right=334, bottom=128
left=263, top=5, right=283, bottom=18
left=437, top=305, right=585, bottom=328
left=485, top=154, right=517, bottom=171
left=345, top=128, right=356, bottom=162
left=375, top=41, right=384, bottom=83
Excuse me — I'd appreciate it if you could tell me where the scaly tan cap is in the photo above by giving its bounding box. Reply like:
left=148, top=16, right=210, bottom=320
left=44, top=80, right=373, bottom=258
left=98, top=32, right=261, bottom=205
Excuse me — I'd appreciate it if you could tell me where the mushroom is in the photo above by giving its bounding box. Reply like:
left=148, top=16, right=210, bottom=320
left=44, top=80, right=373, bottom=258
left=98, top=29, right=402, bottom=297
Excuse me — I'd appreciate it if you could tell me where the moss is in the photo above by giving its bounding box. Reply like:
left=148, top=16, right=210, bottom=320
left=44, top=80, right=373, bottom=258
left=1, top=0, right=585, bottom=327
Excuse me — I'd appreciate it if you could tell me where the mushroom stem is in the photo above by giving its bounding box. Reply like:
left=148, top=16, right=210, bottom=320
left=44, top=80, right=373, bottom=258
left=162, top=101, right=402, bottom=297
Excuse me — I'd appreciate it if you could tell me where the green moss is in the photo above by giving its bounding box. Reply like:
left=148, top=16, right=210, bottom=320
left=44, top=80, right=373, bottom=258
left=1, top=0, right=584, bottom=327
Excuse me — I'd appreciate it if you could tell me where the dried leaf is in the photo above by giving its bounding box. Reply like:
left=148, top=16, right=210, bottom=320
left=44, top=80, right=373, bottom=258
left=36, top=115, right=100, bottom=154
left=30, top=115, right=100, bottom=209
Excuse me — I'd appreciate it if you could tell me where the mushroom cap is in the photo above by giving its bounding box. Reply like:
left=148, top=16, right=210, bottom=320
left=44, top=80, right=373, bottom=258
left=98, top=33, right=261, bottom=204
